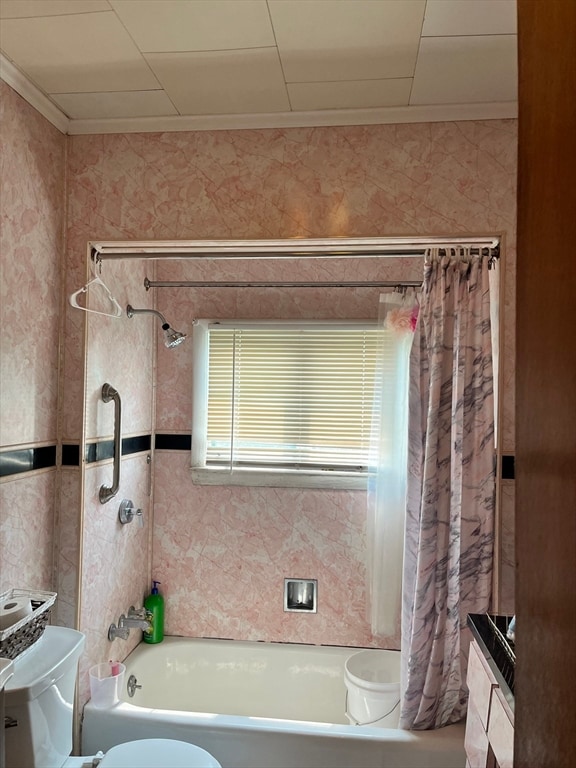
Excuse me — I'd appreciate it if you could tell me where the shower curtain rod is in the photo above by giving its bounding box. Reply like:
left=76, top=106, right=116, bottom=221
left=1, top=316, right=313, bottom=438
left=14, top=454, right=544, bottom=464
left=144, top=278, right=423, bottom=290
left=91, top=236, right=500, bottom=262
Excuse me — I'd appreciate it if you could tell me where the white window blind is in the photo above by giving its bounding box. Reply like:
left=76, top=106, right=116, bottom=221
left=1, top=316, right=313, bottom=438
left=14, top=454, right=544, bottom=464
left=192, top=321, right=396, bottom=487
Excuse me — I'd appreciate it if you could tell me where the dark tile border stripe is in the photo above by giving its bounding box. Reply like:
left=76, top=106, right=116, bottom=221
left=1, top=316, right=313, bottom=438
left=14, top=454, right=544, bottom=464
left=0, top=434, right=153, bottom=472
left=85, top=440, right=111, bottom=464
left=155, top=433, right=192, bottom=451
left=62, top=444, right=80, bottom=467
left=153, top=436, right=516, bottom=482
left=0, top=445, right=57, bottom=478
left=0, top=439, right=515, bottom=479
left=501, top=454, right=515, bottom=480
left=85, top=433, right=152, bottom=464
left=123, top=434, right=152, bottom=456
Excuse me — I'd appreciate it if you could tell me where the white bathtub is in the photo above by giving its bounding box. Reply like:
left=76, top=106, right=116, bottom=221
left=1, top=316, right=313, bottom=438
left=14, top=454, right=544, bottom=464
left=82, top=637, right=465, bottom=768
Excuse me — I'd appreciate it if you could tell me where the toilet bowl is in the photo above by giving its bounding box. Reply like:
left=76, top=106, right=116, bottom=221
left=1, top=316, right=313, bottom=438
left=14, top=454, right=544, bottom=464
left=4, top=627, right=221, bottom=768
left=59, top=740, right=220, bottom=768
left=76, top=739, right=220, bottom=768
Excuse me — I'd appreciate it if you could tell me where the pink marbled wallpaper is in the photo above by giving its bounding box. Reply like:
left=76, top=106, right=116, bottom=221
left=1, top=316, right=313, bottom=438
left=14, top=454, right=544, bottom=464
left=54, top=468, right=81, bottom=628
left=0, top=82, right=65, bottom=448
left=0, top=470, right=56, bottom=593
left=78, top=454, right=152, bottom=708
left=83, top=257, right=154, bottom=441
left=154, top=451, right=373, bottom=647
left=152, top=256, right=418, bottom=648
left=66, top=119, right=517, bottom=652
left=0, top=82, right=65, bottom=594
left=66, top=121, right=517, bottom=453
left=0, top=85, right=517, bottom=695
left=75, top=253, right=154, bottom=707
left=67, top=122, right=516, bottom=245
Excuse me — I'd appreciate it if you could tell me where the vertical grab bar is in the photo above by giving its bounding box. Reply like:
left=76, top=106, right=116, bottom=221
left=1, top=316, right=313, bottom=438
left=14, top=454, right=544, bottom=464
left=99, top=383, right=122, bottom=504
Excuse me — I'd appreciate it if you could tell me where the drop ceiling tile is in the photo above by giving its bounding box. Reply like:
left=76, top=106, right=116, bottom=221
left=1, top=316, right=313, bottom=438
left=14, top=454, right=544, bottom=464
left=410, top=35, right=517, bottom=105
left=51, top=89, right=177, bottom=119
left=0, top=0, right=111, bottom=18
left=268, top=0, right=426, bottom=82
left=288, top=78, right=412, bottom=111
left=0, top=11, right=159, bottom=92
left=145, top=48, right=290, bottom=115
left=422, top=0, right=517, bottom=37
left=110, top=0, right=275, bottom=53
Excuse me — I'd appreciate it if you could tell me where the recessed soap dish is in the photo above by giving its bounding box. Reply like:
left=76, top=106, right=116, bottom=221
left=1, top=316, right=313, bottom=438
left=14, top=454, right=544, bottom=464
left=284, top=579, right=317, bottom=613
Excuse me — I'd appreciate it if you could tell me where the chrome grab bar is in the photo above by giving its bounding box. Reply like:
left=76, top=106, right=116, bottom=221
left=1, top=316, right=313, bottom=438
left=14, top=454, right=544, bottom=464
left=99, top=383, right=122, bottom=504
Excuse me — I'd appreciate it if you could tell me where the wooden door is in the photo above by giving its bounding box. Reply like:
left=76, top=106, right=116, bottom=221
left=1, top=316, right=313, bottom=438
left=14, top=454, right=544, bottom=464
left=516, top=1, right=576, bottom=766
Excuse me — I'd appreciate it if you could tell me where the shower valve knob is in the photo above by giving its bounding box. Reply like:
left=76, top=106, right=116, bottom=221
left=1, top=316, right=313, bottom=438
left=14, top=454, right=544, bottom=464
left=118, top=498, right=143, bottom=526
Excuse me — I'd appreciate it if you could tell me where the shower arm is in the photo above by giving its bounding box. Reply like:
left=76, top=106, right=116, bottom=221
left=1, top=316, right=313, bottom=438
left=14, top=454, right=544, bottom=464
left=126, top=304, right=169, bottom=327
left=126, top=303, right=187, bottom=348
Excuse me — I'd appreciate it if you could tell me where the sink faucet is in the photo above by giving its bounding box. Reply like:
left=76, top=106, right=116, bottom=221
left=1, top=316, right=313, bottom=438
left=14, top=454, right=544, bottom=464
left=108, top=606, right=151, bottom=640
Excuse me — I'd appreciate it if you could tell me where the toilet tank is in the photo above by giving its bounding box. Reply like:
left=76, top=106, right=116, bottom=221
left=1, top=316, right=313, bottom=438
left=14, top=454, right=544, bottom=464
left=4, top=626, right=85, bottom=768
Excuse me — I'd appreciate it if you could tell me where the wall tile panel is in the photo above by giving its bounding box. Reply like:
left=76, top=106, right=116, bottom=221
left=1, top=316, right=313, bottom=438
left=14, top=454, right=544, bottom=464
left=0, top=470, right=56, bottom=592
left=0, top=81, right=65, bottom=596
left=0, top=81, right=65, bottom=447
left=78, top=454, right=151, bottom=708
left=153, top=451, right=381, bottom=647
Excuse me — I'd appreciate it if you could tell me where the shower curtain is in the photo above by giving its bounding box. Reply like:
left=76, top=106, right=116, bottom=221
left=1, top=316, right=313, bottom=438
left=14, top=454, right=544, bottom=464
left=367, top=290, right=419, bottom=638
left=400, top=251, right=496, bottom=730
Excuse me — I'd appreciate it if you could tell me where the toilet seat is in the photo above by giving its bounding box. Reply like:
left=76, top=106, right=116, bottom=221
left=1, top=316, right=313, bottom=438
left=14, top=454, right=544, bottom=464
left=98, top=739, right=222, bottom=768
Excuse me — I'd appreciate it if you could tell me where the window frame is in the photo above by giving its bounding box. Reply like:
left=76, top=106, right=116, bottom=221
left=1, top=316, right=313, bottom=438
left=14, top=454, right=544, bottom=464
left=191, top=319, right=385, bottom=490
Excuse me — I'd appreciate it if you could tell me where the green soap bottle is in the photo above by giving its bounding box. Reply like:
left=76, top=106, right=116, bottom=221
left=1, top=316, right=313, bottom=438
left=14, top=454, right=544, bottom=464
left=143, top=580, right=164, bottom=644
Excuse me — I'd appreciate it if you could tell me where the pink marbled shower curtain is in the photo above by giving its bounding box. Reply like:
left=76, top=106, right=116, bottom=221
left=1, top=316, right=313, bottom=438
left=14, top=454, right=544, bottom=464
left=400, top=251, right=496, bottom=730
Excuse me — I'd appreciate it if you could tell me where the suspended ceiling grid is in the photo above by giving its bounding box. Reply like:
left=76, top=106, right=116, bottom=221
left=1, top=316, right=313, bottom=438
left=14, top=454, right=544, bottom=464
left=0, top=0, right=517, bottom=134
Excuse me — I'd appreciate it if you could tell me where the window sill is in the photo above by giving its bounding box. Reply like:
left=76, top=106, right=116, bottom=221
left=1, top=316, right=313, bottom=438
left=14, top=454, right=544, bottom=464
left=190, top=467, right=368, bottom=490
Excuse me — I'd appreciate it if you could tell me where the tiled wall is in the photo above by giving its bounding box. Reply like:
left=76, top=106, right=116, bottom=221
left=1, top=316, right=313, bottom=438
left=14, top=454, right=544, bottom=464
left=0, top=82, right=65, bottom=595
left=1, top=78, right=517, bottom=695
left=154, top=453, right=377, bottom=647
left=75, top=257, right=155, bottom=704
left=0, top=79, right=157, bottom=702
left=68, top=120, right=517, bottom=648
left=152, top=255, right=419, bottom=648
left=79, top=454, right=152, bottom=705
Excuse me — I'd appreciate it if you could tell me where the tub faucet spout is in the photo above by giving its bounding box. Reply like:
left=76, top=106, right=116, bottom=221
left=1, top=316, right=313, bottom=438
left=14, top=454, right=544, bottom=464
left=118, top=607, right=151, bottom=631
left=108, top=607, right=151, bottom=639
left=127, top=605, right=148, bottom=621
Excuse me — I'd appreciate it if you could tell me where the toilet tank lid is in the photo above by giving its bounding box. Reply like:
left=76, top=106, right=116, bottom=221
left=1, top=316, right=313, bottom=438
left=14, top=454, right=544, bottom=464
left=98, top=739, right=221, bottom=768
left=6, top=626, right=85, bottom=702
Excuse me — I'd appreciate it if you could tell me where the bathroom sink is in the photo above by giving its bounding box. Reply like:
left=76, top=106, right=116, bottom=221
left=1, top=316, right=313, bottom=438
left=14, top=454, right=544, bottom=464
left=468, top=614, right=515, bottom=696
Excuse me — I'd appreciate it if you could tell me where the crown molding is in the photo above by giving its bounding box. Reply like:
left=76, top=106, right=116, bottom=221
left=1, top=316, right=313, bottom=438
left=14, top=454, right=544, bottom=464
left=0, top=54, right=69, bottom=134
left=1, top=55, right=517, bottom=136
left=67, top=101, right=517, bottom=136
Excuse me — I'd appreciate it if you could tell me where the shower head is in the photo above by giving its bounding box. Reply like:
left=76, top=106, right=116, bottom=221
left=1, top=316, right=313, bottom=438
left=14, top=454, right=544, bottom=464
left=163, top=325, right=186, bottom=348
left=126, top=304, right=187, bottom=349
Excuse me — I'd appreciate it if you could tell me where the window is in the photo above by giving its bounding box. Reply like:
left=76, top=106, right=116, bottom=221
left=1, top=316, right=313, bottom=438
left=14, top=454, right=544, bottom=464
left=192, top=320, right=395, bottom=489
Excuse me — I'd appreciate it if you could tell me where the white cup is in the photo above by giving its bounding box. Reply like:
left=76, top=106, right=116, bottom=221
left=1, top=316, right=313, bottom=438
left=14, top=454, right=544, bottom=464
left=89, top=662, right=125, bottom=708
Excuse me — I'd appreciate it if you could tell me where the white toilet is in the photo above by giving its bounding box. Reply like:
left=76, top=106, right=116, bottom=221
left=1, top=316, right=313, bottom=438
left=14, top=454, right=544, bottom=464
left=4, top=626, right=221, bottom=768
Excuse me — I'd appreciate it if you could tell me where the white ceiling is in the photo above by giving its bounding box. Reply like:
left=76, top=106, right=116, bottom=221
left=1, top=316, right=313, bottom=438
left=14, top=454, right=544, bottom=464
left=0, top=0, right=517, bottom=135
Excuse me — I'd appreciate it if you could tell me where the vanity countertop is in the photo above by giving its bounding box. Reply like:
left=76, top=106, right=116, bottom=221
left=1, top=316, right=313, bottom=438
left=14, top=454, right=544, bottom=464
left=468, top=613, right=515, bottom=712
